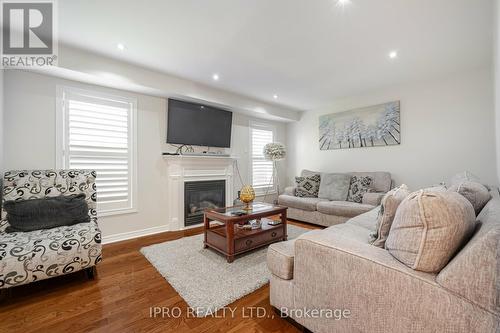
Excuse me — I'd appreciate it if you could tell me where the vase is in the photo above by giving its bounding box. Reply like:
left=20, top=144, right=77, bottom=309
left=239, top=185, right=256, bottom=210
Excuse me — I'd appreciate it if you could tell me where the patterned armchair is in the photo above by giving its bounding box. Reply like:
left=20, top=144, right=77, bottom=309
left=0, top=170, right=102, bottom=291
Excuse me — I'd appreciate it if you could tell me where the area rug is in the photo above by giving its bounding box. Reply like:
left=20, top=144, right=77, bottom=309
left=140, top=225, right=309, bottom=317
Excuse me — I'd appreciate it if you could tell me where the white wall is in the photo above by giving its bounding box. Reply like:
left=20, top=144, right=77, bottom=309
left=287, top=68, right=497, bottom=190
left=4, top=70, right=286, bottom=241
left=495, top=0, right=500, bottom=183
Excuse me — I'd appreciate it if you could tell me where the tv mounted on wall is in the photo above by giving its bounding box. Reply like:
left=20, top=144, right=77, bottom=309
left=166, top=99, right=233, bottom=148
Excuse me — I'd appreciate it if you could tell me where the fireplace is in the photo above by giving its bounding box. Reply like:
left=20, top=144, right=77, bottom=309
left=164, top=155, right=234, bottom=231
left=184, top=180, right=226, bottom=226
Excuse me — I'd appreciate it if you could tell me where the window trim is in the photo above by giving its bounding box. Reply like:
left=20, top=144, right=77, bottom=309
left=249, top=121, right=276, bottom=196
left=56, top=85, right=138, bottom=217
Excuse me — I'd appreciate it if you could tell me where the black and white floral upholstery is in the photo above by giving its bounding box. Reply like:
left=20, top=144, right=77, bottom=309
left=0, top=170, right=102, bottom=289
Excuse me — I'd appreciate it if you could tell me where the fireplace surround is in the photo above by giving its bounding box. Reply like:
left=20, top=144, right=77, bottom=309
left=164, top=155, right=235, bottom=231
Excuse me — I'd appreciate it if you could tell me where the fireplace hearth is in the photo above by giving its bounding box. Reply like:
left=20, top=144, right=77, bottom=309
left=184, top=180, right=226, bottom=226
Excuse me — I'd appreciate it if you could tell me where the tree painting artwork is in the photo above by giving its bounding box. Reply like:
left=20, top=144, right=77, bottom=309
left=319, top=101, right=400, bottom=150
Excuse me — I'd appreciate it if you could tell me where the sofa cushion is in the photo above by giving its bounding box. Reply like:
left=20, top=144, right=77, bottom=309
left=347, top=176, right=373, bottom=203
left=386, top=191, right=476, bottom=273
left=278, top=195, right=328, bottom=211
left=318, top=173, right=351, bottom=201
left=346, top=207, right=379, bottom=230
left=448, top=181, right=491, bottom=215
left=322, top=221, right=374, bottom=243
left=295, top=174, right=321, bottom=198
left=317, top=200, right=375, bottom=218
left=0, top=219, right=101, bottom=288
left=267, top=239, right=296, bottom=280
left=370, top=184, right=410, bottom=248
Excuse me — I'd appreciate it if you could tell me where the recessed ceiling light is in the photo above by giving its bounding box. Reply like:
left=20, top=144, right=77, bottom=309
left=212, top=73, right=219, bottom=81
left=389, top=51, right=398, bottom=59
left=273, top=94, right=278, bottom=99
left=117, top=43, right=125, bottom=51
left=336, top=0, right=351, bottom=7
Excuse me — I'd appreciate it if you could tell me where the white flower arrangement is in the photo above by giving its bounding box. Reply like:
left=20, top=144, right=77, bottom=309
left=263, top=142, right=286, bottom=161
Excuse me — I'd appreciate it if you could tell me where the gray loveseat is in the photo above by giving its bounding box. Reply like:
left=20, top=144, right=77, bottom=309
left=268, top=189, right=500, bottom=332
left=0, top=170, right=102, bottom=292
left=278, top=170, right=392, bottom=226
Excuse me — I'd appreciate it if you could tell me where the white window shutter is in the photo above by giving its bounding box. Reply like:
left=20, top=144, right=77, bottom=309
left=250, top=124, right=274, bottom=192
left=59, top=87, right=137, bottom=215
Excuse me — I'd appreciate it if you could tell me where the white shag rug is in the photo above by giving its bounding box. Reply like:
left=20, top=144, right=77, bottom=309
left=140, top=224, right=309, bottom=317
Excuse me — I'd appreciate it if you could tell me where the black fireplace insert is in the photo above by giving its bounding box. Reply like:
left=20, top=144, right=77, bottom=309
left=184, top=180, right=226, bottom=226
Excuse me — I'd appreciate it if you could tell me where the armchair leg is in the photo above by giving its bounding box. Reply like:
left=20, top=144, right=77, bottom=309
left=0, top=288, right=12, bottom=302
left=85, top=266, right=98, bottom=280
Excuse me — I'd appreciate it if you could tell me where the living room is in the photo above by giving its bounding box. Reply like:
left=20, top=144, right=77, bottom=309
left=0, top=0, right=499, bottom=332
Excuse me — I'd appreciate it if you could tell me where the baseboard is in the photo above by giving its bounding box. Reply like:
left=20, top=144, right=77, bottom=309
left=102, top=225, right=171, bottom=244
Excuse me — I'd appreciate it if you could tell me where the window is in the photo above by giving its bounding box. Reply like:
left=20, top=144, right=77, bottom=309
left=56, top=87, right=137, bottom=216
left=250, top=122, right=275, bottom=194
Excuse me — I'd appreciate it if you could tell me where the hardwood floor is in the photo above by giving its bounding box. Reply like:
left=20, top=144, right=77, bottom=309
left=0, top=220, right=318, bottom=333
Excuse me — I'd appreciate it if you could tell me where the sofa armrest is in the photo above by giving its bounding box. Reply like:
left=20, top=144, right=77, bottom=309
left=290, top=230, right=494, bottom=332
left=362, top=192, right=385, bottom=206
left=283, top=186, right=296, bottom=196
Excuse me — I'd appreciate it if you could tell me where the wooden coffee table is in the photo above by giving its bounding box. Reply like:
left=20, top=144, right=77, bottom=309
left=203, top=203, right=287, bottom=263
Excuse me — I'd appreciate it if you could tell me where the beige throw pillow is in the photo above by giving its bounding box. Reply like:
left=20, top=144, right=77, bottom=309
left=448, top=181, right=491, bottom=215
left=370, top=184, right=410, bottom=248
left=386, top=190, right=475, bottom=273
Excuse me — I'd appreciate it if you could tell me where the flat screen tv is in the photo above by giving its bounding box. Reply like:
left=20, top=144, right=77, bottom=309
left=167, top=99, right=233, bottom=148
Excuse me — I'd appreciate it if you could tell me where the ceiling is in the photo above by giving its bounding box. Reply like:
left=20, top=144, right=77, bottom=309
left=58, top=0, right=493, bottom=111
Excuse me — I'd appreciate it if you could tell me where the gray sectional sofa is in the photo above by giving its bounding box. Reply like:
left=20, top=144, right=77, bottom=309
left=278, top=170, right=392, bottom=226
left=268, top=188, right=500, bottom=333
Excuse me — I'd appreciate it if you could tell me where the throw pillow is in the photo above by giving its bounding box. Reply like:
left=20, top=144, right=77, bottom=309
left=385, top=190, right=475, bottom=273
left=451, top=171, right=491, bottom=191
left=451, top=171, right=481, bottom=185
left=318, top=173, right=352, bottom=201
left=370, top=184, right=410, bottom=248
left=448, top=181, right=491, bottom=215
left=295, top=174, right=321, bottom=198
left=4, top=194, right=90, bottom=233
left=347, top=176, right=372, bottom=203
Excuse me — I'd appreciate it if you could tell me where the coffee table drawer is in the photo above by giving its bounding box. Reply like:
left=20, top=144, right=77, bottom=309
left=234, top=227, right=284, bottom=252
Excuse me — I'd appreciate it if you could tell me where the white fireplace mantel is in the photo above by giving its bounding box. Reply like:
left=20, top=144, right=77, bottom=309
left=163, top=155, right=236, bottom=231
